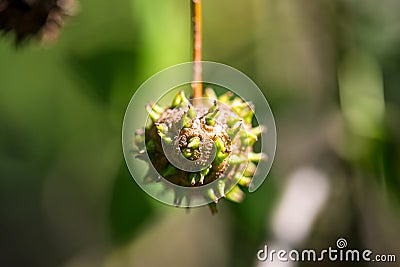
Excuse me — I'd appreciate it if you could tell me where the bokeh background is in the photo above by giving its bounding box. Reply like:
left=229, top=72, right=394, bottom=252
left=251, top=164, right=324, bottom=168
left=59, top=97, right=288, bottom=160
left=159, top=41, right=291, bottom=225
left=1, top=0, right=400, bottom=267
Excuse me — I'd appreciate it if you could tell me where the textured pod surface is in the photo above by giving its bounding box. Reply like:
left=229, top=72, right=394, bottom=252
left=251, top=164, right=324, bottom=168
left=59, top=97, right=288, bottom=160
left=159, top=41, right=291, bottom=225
left=123, top=62, right=276, bottom=210
left=134, top=89, right=266, bottom=212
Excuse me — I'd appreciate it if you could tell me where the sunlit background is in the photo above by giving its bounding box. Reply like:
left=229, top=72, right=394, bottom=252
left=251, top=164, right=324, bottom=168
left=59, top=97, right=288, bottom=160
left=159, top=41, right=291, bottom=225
left=1, top=0, right=400, bottom=267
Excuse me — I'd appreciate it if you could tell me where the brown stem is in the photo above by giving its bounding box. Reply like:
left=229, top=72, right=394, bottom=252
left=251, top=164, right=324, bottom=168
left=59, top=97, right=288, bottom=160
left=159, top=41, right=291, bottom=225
left=191, top=0, right=203, bottom=104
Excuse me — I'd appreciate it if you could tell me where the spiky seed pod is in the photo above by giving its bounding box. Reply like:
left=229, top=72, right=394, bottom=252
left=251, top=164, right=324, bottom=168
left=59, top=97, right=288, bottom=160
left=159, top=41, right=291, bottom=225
left=0, top=0, right=76, bottom=44
left=134, top=89, right=266, bottom=213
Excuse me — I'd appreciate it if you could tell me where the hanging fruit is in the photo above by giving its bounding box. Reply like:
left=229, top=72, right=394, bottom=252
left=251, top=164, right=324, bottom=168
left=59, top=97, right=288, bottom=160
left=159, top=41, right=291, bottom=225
left=134, top=89, right=265, bottom=213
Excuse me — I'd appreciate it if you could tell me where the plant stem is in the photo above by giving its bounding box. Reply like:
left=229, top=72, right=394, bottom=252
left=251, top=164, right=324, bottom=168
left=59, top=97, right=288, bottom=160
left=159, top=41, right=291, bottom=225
left=191, top=0, right=203, bottom=104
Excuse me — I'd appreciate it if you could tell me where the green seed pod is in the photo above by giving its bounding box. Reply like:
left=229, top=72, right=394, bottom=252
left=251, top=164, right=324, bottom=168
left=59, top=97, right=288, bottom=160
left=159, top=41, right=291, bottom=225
left=134, top=89, right=266, bottom=213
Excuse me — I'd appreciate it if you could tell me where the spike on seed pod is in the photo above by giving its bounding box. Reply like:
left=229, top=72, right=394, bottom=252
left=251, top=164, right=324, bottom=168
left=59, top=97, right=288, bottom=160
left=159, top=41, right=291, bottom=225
left=187, top=137, right=201, bottom=149
left=239, top=176, right=252, bottom=187
left=243, top=113, right=253, bottom=124
left=231, top=102, right=254, bottom=117
left=181, top=112, right=192, bottom=128
left=146, top=104, right=161, bottom=121
left=207, top=189, right=219, bottom=203
left=214, top=137, right=229, bottom=164
left=243, top=162, right=257, bottom=176
left=218, top=91, right=233, bottom=103
left=155, top=123, right=168, bottom=134
left=199, top=167, right=210, bottom=184
left=205, top=109, right=219, bottom=126
left=232, top=102, right=249, bottom=111
left=231, top=97, right=244, bottom=106
left=149, top=102, right=165, bottom=114
left=204, top=88, right=217, bottom=100
left=241, top=104, right=255, bottom=124
left=216, top=150, right=229, bottom=164
left=204, top=101, right=219, bottom=126
left=171, top=90, right=189, bottom=108
left=187, top=105, right=197, bottom=119
left=241, top=130, right=258, bottom=147
left=226, top=185, right=245, bottom=203
left=251, top=126, right=265, bottom=137
left=182, top=149, right=193, bottom=159
left=234, top=173, right=252, bottom=187
left=229, top=154, right=247, bottom=165
left=208, top=101, right=217, bottom=112
left=227, top=117, right=242, bottom=128
left=157, top=131, right=173, bottom=144
left=217, top=180, right=226, bottom=198
left=214, top=137, right=226, bottom=152
left=228, top=123, right=242, bottom=139
left=249, top=152, right=266, bottom=163
left=189, top=173, right=199, bottom=185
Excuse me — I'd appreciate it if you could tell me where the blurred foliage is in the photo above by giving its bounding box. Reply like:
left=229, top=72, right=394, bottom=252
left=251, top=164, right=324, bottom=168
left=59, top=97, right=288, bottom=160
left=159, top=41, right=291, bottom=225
left=109, top=164, right=154, bottom=245
left=69, top=49, right=140, bottom=105
left=1, top=0, right=400, bottom=267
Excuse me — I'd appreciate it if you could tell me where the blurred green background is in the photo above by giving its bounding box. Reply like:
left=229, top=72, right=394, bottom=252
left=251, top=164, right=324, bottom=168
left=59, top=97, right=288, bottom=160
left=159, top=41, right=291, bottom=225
left=1, top=0, right=400, bottom=267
